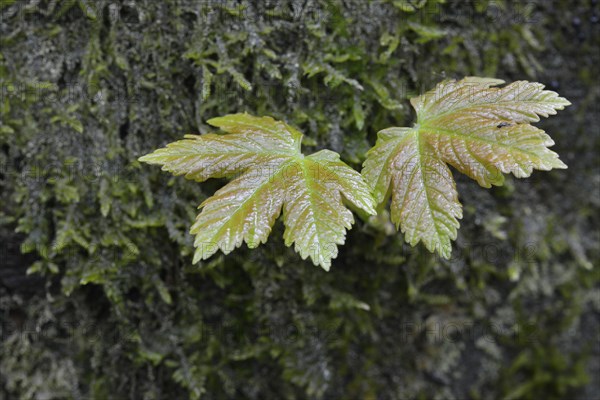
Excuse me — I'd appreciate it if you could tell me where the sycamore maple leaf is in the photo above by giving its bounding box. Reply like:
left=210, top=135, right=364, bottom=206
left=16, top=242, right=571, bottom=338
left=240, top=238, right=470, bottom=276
left=362, top=77, right=570, bottom=258
left=139, top=113, right=376, bottom=270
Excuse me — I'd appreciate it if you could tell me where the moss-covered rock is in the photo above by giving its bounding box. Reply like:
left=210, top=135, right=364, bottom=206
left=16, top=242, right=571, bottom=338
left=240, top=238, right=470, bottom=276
left=1, top=0, right=598, bottom=398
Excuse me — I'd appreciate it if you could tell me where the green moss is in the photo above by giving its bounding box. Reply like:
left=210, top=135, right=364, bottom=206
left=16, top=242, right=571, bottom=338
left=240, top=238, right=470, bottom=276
left=1, top=0, right=598, bottom=399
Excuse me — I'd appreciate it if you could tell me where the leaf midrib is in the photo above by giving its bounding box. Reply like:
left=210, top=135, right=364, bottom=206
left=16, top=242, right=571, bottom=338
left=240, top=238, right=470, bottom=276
left=370, top=129, right=415, bottom=204
left=299, top=159, right=326, bottom=266
left=418, top=124, right=547, bottom=161
left=206, top=158, right=291, bottom=241
left=416, top=99, right=553, bottom=125
left=414, top=130, right=445, bottom=247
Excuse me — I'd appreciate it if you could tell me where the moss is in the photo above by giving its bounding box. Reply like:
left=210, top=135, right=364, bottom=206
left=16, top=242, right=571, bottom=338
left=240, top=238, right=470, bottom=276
left=1, top=0, right=598, bottom=399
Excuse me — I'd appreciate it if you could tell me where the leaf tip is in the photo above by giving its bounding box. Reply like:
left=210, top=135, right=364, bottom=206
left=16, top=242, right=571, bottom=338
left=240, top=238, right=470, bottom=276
left=138, top=153, right=153, bottom=164
left=192, top=249, right=203, bottom=264
left=319, top=262, right=331, bottom=272
left=206, top=116, right=225, bottom=127
left=558, top=97, right=572, bottom=108
left=554, top=159, right=568, bottom=169
left=365, top=203, right=378, bottom=216
left=437, top=242, right=453, bottom=259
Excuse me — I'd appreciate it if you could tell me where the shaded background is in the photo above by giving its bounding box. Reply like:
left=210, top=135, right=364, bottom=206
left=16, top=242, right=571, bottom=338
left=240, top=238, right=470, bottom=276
left=1, top=0, right=598, bottom=399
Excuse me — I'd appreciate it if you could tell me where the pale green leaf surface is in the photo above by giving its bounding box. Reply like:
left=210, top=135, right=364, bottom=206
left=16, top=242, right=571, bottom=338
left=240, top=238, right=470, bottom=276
left=413, top=78, right=570, bottom=124
left=362, top=127, right=412, bottom=205
left=363, top=77, right=569, bottom=257
left=207, top=113, right=303, bottom=149
left=365, top=128, right=461, bottom=258
left=280, top=152, right=376, bottom=270
left=138, top=114, right=298, bottom=182
left=191, top=163, right=287, bottom=263
left=307, top=150, right=377, bottom=215
left=140, top=114, right=376, bottom=269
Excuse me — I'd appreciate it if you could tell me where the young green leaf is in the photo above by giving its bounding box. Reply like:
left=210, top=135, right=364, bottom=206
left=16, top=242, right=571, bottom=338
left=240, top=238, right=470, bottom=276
left=139, top=114, right=376, bottom=270
left=362, top=77, right=570, bottom=258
